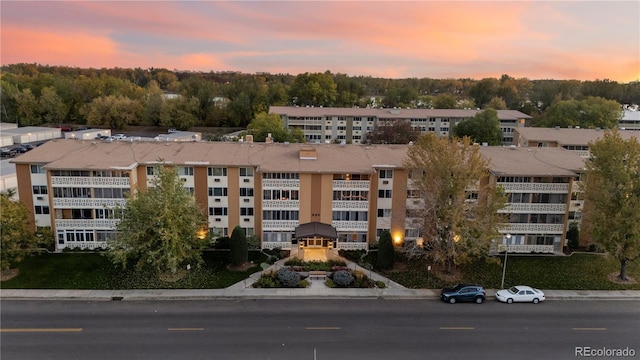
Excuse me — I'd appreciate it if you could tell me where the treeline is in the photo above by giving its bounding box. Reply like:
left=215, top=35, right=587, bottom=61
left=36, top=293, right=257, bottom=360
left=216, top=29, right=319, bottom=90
left=1, top=63, right=638, bottom=130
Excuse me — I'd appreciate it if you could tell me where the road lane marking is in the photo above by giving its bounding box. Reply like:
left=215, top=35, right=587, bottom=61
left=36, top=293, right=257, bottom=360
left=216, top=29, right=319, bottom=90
left=168, top=328, right=204, bottom=331
left=305, top=327, right=341, bottom=330
left=0, top=328, right=83, bottom=333
left=572, top=327, right=607, bottom=331
left=439, top=327, right=475, bottom=330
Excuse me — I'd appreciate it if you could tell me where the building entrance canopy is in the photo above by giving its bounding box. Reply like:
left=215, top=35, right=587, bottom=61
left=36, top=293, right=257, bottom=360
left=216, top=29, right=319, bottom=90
left=295, top=222, right=337, bottom=248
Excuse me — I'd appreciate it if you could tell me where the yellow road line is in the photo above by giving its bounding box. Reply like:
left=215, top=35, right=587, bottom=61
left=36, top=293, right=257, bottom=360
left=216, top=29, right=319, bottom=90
left=305, top=327, right=341, bottom=330
left=168, top=328, right=204, bottom=331
left=0, top=328, right=83, bottom=333
left=440, top=327, right=475, bottom=330
left=572, top=327, right=607, bottom=331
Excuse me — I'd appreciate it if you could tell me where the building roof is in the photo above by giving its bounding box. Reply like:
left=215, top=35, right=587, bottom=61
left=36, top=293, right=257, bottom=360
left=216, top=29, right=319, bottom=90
left=294, top=222, right=338, bottom=239
left=270, top=106, right=532, bottom=120
left=479, top=146, right=585, bottom=176
left=515, top=127, right=640, bottom=146
left=11, top=139, right=410, bottom=173
left=1, top=126, right=61, bottom=135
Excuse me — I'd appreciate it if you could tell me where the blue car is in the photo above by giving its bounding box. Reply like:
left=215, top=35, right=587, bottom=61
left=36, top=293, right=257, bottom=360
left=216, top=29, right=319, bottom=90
left=441, top=284, right=486, bottom=304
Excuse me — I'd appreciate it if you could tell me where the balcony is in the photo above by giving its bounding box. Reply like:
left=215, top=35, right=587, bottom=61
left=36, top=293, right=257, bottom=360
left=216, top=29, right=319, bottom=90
left=499, top=203, right=567, bottom=214
left=55, top=219, right=118, bottom=230
left=262, top=241, right=292, bottom=250
left=332, top=221, right=368, bottom=231
left=333, top=180, right=370, bottom=190
left=496, top=244, right=554, bottom=254
left=51, top=176, right=130, bottom=187
left=262, top=179, right=300, bottom=189
left=498, top=183, right=569, bottom=193
left=262, top=200, right=300, bottom=209
left=501, top=223, right=565, bottom=234
left=332, top=200, right=369, bottom=210
left=262, top=220, right=299, bottom=231
left=61, top=241, right=108, bottom=251
left=53, top=198, right=127, bottom=208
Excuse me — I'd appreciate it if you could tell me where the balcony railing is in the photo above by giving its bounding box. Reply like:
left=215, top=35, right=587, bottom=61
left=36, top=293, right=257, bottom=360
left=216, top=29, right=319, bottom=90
left=262, top=200, right=300, bottom=209
left=51, top=176, right=130, bottom=187
left=61, top=241, right=108, bottom=251
left=499, top=203, right=567, bottom=214
left=53, top=198, right=127, bottom=208
left=336, top=242, right=368, bottom=250
left=333, top=180, right=370, bottom=190
left=332, top=221, right=368, bottom=231
left=55, top=219, right=119, bottom=230
left=262, top=179, right=300, bottom=189
left=496, top=244, right=554, bottom=253
left=262, top=241, right=292, bottom=250
left=498, top=183, right=569, bottom=193
left=501, top=223, right=565, bottom=234
left=332, top=201, right=369, bottom=210
left=262, top=220, right=299, bottom=231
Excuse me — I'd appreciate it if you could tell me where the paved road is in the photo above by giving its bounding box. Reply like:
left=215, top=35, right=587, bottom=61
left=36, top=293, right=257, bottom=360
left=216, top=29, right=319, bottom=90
left=1, top=299, right=638, bottom=360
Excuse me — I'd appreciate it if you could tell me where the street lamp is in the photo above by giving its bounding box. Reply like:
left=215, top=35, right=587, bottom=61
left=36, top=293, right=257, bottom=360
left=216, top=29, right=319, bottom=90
left=500, top=233, right=512, bottom=289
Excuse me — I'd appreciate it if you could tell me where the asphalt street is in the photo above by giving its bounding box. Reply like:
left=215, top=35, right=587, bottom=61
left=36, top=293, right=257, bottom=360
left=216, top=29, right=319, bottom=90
left=1, top=299, right=638, bottom=360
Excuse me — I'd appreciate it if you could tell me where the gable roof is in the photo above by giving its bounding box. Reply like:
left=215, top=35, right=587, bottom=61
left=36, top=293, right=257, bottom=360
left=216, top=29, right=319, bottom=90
left=294, top=222, right=338, bottom=239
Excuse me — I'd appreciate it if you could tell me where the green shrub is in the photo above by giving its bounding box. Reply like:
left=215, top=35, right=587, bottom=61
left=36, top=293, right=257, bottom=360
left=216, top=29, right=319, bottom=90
left=338, top=249, right=366, bottom=262
left=376, top=230, right=395, bottom=270
left=332, top=270, right=354, bottom=287
left=325, top=278, right=336, bottom=288
left=375, top=281, right=386, bottom=289
left=229, top=226, right=248, bottom=266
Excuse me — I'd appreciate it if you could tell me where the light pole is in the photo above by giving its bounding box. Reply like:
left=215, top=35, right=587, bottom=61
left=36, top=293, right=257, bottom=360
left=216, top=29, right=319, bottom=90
left=500, top=233, right=512, bottom=289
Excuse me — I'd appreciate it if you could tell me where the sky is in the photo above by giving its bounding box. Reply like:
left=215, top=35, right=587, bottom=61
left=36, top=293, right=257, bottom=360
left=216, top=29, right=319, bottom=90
left=1, top=1, right=639, bottom=82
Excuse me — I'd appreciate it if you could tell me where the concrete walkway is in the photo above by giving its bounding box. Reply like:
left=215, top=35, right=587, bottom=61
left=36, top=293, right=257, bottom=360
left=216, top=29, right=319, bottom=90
left=2, top=256, right=640, bottom=301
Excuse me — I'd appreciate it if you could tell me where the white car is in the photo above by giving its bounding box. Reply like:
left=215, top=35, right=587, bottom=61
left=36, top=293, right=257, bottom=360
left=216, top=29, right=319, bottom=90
left=112, top=134, right=127, bottom=140
left=495, top=285, right=545, bottom=304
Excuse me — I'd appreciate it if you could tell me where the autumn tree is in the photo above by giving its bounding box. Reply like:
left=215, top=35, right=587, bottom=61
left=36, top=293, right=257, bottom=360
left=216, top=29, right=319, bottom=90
left=366, top=119, right=420, bottom=144
left=581, top=131, right=640, bottom=281
left=452, top=109, right=503, bottom=145
left=81, top=95, right=143, bottom=129
left=535, top=97, right=622, bottom=129
left=0, top=191, right=38, bottom=270
left=38, top=86, right=68, bottom=125
left=108, top=163, right=208, bottom=274
left=484, top=96, right=507, bottom=110
left=159, top=95, right=200, bottom=130
left=289, top=71, right=337, bottom=107
left=246, top=112, right=305, bottom=143
left=405, top=134, right=507, bottom=274
left=433, top=94, right=457, bottom=109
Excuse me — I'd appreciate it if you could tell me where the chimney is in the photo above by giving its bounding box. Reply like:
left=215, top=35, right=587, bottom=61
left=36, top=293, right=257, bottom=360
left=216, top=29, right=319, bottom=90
left=265, top=133, right=273, bottom=144
left=299, top=147, right=317, bottom=160
left=245, top=134, right=253, bottom=143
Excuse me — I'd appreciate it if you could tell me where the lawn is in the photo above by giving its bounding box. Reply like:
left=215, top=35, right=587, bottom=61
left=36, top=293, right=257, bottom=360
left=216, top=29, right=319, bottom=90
left=382, top=253, right=640, bottom=290
left=3, top=250, right=640, bottom=290
left=1, top=250, right=265, bottom=290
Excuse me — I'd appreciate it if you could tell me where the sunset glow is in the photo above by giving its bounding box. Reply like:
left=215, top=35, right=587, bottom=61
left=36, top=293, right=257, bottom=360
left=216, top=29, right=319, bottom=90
left=1, top=1, right=638, bottom=82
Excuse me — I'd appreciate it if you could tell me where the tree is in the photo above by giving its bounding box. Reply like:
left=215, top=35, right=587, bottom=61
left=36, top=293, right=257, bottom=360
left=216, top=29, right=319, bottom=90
left=405, top=134, right=507, bottom=274
left=246, top=112, right=304, bottom=143
left=581, top=131, right=640, bottom=281
left=536, top=97, right=622, bottom=129
left=159, top=95, right=200, bottom=130
left=13, top=88, right=40, bottom=125
left=468, top=78, right=500, bottom=109
left=108, top=163, right=208, bottom=274
left=366, top=119, right=420, bottom=144
left=38, top=86, right=68, bottom=125
left=376, top=229, right=395, bottom=270
left=433, top=94, right=457, bottom=109
left=484, top=96, right=507, bottom=110
left=230, top=226, right=248, bottom=266
left=452, top=109, right=503, bottom=145
left=289, top=71, right=337, bottom=107
left=0, top=191, right=38, bottom=270
left=81, top=95, right=143, bottom=129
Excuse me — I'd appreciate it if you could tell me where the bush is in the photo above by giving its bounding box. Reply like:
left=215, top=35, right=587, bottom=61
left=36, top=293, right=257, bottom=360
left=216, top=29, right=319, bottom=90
left=277, top=268, right=301, bottom=288
left=338, top=249, right=366, bottom=262
left=376, top=230, right=395, bottom=270
left=375, top=281, right=386, bottom=289
left=229, top=226, right=248, bottom=266
left=332, top=270, right=354, bottom=287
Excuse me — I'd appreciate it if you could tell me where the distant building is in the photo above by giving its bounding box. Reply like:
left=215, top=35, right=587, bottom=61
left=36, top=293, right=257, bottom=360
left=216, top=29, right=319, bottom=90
left=270, top=106, right=531, bottom=145
left=620, top=107, right=640, bottom=131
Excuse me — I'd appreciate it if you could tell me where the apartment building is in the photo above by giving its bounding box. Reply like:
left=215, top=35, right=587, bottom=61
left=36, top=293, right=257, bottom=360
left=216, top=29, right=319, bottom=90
left=513, top=127, right=640, bottom=158
left=269, top=106, right=531, bottom=145
left=12, top=138, right=584, bottom=254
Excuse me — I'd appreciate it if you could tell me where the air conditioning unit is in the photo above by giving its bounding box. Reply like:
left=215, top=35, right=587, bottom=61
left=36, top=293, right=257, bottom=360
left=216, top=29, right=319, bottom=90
left=215, top=198, right=221, bottom=202
left=243, top=179, right=250, bottom=183
left=382, top=180, right=389, bottom=185
left=215, top=218, right=221, bottom=222
left=214, top=178, right=220, bottom=182
left=243, top=198, right=250, bottom=202
left=36, top=196, right=44, bottom=201
left=244, top=218, right=250, bottom=222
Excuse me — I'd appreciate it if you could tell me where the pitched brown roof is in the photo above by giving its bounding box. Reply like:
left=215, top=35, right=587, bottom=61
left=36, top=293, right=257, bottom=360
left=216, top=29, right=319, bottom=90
left=294, top=222, right=338, bottom=239
left=270, top=106, right=532, bottom=120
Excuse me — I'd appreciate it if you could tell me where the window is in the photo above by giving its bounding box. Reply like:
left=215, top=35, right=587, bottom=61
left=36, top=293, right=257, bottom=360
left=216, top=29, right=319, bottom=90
left=240, top=208, right=254, bottom=216
left=508, top=193, right=530, bottom=203
left=239, top=167, right=254, bottom=177
left=30, top=165, right=45, bottom=174
left=333, top=190, right=368, bottom=201
left=208, top=187, right=228, bottom=196
left=208, top=167, right=227, bottom=176
left=53, top=187, right=91, bottom=198
left=95, top=208, right=123, bottom=219
left=377, top=209, right=392, bottom=217
left=94, top=188, right=128, bottom=198
left=263, top=173, right=300, bottom=179
left=332, top=211, right=368, bottom=221
left=184, top=187, right=194, bottom=194
left=34, top=205, right=50, bottom=215
left=32, top=185, right=48, bottom=195
left=263, top=210, right=299, bottom=220
left=209, top=207, right=228, bottom=216
left=240, top=188, right=254, bottom=197
left=71, top=208, right=92, bottom=219
left=178, top=166, right=194, bottom=176
left=243, top=228, right=255, bottom=237
left=379, top=169, right=393, bottom=179
left=146, top=166, right=159, bottom=176
left=378, top=190, right=392, bottom=198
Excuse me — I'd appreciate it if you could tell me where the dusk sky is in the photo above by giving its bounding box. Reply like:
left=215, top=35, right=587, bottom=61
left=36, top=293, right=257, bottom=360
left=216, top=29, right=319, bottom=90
left=1, top=1, right=639, bottom=82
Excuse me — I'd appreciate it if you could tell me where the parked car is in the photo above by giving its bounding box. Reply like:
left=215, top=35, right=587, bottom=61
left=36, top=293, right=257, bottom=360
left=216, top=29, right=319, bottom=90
left=495, top=285, right=545, bottom=304
left=95, top=134, right=110, bottom=140
left=21, top=144, right=35, bottom=151
left=13, top=146, right=29, bottom=154
left=441, top=284, right=486, bottom=304
left=1, top=148, right=17, bottom=157
left=111, top=134, right=126, bottom=140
